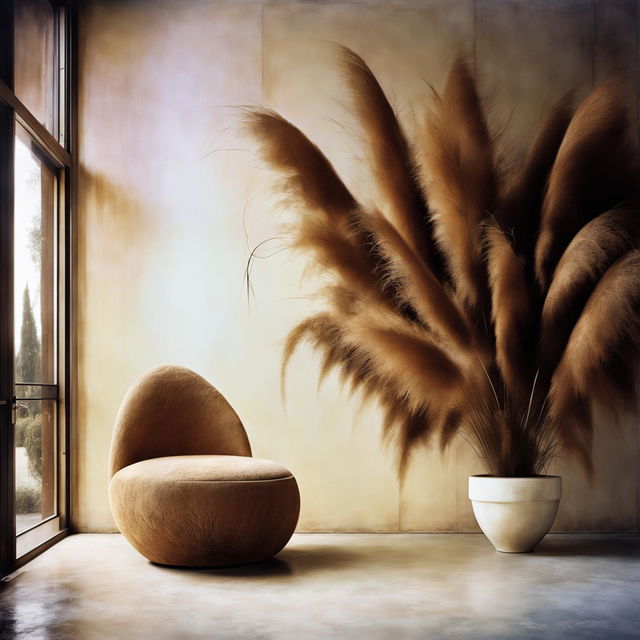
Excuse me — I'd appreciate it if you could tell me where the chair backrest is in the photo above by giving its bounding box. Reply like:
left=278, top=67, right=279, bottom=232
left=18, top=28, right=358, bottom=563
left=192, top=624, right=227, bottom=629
left=109, top=365, right=252, bottom=477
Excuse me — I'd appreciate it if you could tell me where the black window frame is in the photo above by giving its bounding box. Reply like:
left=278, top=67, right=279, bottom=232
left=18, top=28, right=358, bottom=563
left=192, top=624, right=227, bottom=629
left=0, top=0, right=75, bottom=578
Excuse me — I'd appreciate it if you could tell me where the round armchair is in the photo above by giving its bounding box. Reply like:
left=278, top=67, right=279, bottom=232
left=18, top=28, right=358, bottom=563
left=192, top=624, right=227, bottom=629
left=109, top=365, right=300, bottom=567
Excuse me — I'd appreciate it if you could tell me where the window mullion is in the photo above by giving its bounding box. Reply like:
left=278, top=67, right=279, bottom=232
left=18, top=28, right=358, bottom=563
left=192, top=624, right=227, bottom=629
left=0, top=80, right=70, bottom=169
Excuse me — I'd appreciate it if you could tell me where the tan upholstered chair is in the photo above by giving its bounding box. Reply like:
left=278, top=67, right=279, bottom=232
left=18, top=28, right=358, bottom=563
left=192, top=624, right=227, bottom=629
left=109, top=365, right=300, bottom=566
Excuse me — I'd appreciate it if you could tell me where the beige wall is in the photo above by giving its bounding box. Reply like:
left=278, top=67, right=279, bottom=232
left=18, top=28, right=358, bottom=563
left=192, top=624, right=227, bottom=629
left=76, top=0, right=640, bottom=532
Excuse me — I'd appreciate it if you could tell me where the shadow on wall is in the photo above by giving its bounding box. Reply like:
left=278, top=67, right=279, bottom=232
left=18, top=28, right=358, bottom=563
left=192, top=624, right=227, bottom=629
left=76, top=164, right=151, bottom=334
left=75, top=166, right=152, bottom=525
left=75, top=163, right=151, bottom=376
left=78, top=165, right=149, bottom=245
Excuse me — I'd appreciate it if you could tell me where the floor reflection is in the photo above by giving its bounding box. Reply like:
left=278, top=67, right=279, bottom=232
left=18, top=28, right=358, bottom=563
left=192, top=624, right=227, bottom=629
left=0, top=533, right=638, bottom=639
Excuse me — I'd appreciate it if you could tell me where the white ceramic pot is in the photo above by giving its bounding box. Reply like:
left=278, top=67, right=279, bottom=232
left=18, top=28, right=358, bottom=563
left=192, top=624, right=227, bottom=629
left=468, top=475, right=561, bottom=553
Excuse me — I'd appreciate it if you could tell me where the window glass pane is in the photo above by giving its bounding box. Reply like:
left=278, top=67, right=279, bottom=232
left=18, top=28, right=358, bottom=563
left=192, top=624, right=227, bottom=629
left=15, top=399, right=56, bottom=534
left=14, top=124, right=56, bottom=384
left=14, top=0, right=55, bottom=134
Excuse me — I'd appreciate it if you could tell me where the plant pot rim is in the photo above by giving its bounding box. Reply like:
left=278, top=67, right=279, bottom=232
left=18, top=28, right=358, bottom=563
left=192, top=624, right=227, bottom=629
left=469, top=474, right=562, bottom=502
left=470, top=474, right=561, bottom=479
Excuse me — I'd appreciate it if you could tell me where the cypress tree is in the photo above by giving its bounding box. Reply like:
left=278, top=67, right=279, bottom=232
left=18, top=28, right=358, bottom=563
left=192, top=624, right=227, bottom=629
left=16, top=284, right=41, bottom=383
left=16, top=285, right=42, bottom=481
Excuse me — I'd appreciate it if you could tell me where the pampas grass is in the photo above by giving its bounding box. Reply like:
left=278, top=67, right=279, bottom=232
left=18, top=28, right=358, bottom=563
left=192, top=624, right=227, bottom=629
left=247, top=49, right=640, bottom=478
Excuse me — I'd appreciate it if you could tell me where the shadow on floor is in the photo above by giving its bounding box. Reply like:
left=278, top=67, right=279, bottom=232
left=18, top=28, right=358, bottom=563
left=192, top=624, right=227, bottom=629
left=275, top=544, right=364, bottom=574
left=151, top=544, right=363, bottom=579
left=535, top=535, right=640, bottom=557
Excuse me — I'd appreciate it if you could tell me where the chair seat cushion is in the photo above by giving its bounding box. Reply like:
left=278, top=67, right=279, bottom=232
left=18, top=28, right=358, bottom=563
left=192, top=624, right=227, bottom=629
left=109, top=455, right=300, bottom=567
left=117, top=454, right=293, bottom=483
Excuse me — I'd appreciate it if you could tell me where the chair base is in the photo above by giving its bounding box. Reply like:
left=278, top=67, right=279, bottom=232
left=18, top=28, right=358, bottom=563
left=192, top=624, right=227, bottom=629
left=109, top=455, right=300, bottom=567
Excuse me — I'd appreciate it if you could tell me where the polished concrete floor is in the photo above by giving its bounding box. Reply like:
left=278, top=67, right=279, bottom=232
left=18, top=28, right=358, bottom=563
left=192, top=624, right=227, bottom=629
left=0, top=533, right=639, bottom=639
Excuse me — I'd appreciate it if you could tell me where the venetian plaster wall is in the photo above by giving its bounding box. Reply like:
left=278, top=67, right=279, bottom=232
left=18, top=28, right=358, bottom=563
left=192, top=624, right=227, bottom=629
left=76, top=0, right=640, bottom=532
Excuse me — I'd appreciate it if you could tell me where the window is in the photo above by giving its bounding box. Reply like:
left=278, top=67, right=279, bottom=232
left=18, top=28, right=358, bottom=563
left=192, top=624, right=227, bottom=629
left=14, top=0, right=56, bottom=135
left=0, top=0, right=73, bottom=576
